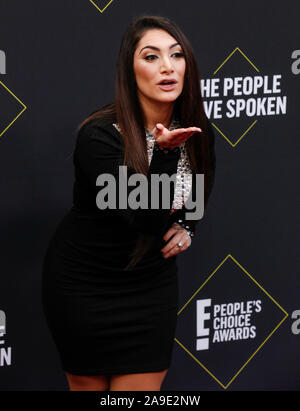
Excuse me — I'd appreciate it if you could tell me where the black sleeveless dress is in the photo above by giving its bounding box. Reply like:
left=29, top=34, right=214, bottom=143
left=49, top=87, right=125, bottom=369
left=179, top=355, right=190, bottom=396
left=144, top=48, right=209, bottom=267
left=41, top=115, right=215, bottom=376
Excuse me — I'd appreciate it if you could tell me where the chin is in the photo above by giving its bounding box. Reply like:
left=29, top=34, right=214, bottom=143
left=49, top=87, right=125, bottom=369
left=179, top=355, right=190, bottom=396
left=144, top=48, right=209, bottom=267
left=155, top=92, right=180, bottom=101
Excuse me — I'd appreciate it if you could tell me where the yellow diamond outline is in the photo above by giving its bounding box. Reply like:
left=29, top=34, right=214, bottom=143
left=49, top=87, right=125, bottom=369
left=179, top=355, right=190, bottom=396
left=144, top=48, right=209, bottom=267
left=211, top=47, right=260, bottom=147
left=175, top=254, right=289, bottom=389
left=212, top=119, right=257, bottom=147
left=89, top=0, right=115, bottom=13
left=0, top=80, right=27, bottom=138
left=213, top=47, right=260, bottom=75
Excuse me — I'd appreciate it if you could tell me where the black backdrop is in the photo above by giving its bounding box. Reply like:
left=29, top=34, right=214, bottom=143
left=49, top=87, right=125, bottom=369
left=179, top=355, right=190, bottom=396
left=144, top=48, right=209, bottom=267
left=0, top=0, right=299, bottom=390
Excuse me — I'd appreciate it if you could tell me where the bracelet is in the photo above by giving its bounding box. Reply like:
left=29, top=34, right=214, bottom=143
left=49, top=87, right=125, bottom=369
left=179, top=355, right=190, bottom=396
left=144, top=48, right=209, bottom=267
left=175, top=219, right=195, bottom=239
left=153, top=142, right=180, bottom=155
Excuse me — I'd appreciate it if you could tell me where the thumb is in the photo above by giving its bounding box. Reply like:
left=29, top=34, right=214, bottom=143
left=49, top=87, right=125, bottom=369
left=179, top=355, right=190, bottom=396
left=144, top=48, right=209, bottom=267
left=153, top=123, right=164, bottom=141
left=155, top=123, right=164, bottom=132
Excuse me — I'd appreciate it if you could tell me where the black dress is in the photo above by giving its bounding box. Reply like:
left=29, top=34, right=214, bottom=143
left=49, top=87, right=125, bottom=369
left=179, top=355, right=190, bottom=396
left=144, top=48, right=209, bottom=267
left=41, top=115, right=215, bottom=376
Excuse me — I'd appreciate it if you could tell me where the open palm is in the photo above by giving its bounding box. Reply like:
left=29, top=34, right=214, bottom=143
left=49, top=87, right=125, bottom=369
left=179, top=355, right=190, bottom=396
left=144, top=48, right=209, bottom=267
left=151, top=123, right=202, bottom=149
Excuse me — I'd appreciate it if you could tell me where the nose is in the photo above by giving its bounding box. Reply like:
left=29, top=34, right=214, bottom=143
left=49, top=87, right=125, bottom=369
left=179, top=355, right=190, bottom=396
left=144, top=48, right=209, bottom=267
left=160, top=55, right=174, bottom=73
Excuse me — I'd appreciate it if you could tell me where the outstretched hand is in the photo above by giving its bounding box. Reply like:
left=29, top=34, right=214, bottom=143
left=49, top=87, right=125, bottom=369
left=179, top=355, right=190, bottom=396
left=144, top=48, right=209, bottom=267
left=151, top=123, right=202, bottom=149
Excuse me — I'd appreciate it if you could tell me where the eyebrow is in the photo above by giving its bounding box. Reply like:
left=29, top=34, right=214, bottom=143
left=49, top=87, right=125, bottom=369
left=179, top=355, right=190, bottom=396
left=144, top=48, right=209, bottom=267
left=138, top=42, right=181, bottom=55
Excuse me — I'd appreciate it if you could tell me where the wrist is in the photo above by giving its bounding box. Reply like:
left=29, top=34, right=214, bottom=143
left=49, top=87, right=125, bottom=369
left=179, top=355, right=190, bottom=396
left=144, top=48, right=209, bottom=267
left=174, top=220, right=194, bottom=239
left=154, top=142, right=180, bottom=155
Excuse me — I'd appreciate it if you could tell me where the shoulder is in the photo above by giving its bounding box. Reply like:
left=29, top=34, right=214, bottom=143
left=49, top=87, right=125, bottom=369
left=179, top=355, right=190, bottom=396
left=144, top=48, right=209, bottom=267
left=76, top=115, right=124, bottom=151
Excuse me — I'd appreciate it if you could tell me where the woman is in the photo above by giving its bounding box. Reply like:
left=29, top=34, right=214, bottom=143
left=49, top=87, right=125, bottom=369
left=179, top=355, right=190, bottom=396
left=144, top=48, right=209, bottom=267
left=41, top=15, right=216, bottom=391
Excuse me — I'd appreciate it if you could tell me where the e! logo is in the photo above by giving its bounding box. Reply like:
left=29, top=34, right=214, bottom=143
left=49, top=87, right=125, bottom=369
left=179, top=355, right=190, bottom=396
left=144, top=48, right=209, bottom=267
left=196, top=299, right=211, bottom=350
left=0, top=50, right=6, bottom=74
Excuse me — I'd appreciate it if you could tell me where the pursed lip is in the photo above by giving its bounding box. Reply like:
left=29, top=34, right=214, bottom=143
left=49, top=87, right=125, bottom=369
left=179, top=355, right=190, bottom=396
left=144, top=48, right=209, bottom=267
left=157, top=78, right=178, bottom=85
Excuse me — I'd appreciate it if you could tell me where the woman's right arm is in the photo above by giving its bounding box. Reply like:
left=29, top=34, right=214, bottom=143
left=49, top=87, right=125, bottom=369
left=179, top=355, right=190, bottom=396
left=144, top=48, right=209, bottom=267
left=74, top=122, right=181, bottom=237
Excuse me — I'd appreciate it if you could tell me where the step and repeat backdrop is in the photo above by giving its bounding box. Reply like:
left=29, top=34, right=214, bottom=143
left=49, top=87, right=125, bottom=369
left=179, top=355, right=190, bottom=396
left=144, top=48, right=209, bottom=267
left=0, top=0, right=299, bottom=390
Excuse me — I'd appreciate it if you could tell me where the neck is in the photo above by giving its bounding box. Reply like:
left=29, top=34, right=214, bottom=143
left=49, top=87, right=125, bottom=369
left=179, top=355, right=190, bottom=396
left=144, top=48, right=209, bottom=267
left=139, top=93, right=175, bottom=131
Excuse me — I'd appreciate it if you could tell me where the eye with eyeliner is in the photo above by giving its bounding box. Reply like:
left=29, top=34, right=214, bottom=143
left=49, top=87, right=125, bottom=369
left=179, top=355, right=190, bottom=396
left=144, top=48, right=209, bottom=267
left=144, top=52, right=184, bottom=61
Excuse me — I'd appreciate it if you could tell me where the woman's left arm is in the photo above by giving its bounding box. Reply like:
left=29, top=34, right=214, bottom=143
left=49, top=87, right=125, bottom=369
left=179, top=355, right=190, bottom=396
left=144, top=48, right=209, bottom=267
left=167, top=116, right=216, bottom=238
left=160, top=116, right=216, bottom=258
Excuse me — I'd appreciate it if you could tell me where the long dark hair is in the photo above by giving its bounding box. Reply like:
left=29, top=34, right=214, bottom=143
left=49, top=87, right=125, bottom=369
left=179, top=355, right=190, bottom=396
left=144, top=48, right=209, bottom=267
left=77, top=15, right=213, bottom=270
